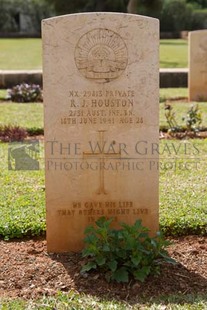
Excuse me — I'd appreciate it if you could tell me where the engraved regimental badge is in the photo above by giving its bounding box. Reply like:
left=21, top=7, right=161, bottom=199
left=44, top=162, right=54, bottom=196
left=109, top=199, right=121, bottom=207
left=74, top=28, right=128, bottom=83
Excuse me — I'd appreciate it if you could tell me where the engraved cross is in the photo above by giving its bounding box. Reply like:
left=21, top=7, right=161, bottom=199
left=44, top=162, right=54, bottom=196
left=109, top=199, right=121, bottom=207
left=83, top=130, right=121, bottom=195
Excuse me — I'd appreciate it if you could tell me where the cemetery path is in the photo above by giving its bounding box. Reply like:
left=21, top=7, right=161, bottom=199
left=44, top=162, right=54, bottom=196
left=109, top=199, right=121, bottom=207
left=0, top=236, right=206, bottom=300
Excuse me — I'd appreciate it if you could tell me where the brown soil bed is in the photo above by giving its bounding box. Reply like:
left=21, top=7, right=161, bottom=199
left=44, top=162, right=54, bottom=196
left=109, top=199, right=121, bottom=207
left=159, top=131, right=207, bottom=139
left=0, top=236, right=206, bottom=301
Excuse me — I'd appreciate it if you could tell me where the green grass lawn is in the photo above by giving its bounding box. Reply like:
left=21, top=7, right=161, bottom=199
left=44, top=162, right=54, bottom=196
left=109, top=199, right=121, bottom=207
left=160, top=88, right=188, bottom=99
left=160, top=138, right=207, bottom=236
left=0, top=38, right=188, bottom=69
left=1, top=291, right=207, bottom=309
left=160, top=39, right=188, bottom=68
left=0, top=102, right=43, bottom=128
left=0, top=89, right=7, bottom=99
left=0, top=39, right=42, bottom=70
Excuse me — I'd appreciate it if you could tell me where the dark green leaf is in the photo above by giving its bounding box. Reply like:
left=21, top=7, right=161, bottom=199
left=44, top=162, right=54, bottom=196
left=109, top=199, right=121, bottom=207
left=84, top=234, right=98, bottom=244
left=102, top=244, right=110, bottom=252
left=131, top=255, right=142, bottom=266
left=139, top=232, right=149, bottom=238
left=96, top=217, right=112, bottom=228
left=84, top=225, right=95, bottom=234
left=112, top=267, right=129, bottom=283
left=95, top=256, right=106, bottom=266
left=159, top=253, right=177, bottom=264
left=134, top=266, right=151, bottom=282
left=81, top=261, right=97, bottom=273
left=150, top=239, right=157, bottom=248
left=107, top=260, right=117, bottom=272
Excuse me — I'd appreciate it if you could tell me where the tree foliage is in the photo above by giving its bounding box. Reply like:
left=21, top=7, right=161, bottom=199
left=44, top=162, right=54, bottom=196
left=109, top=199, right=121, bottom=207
left=186, top=0, right=207, bottom=9
left=0, top=0, right=53, bottom=32
left=160, top=0, right=193, bottom=31
left=46, top=0, right=164, bottom=15
left=136, top=0, right=163, bottom=17
left=46, top=0, right=129, bottom=14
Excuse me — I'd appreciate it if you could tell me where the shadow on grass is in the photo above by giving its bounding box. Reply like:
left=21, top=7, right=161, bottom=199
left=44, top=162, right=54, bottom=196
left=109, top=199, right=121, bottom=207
left=160, top=61, right=183, bottom=68
left=160, top=41, right=187, bottom=46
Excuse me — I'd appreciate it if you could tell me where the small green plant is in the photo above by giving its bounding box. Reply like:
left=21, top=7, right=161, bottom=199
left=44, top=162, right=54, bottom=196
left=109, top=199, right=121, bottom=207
left=164, top=103, right=181, bottom=134
left=0, top=124, right=28, bottom=142
left=27, top=127, right=44, bottom=136
left=7, top=83, right=43, bottom=103
left=81, top=217, right=175, bottom=283
left=159, top=95, right=167, bottom=103
left=182, top=104, right=202, bottom=132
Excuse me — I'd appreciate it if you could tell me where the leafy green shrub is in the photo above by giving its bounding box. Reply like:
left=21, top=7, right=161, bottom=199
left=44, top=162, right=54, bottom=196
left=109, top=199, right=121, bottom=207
left=7, top=83, right=43, bottom=103
left=182, top=104, right=202, bottom=132
left=27, top=127, right=44, bottom=136
left=160, top=95, right=167, bottom=103
left=0, top=124, right=27, bottom=142
left=81, top=217, right=175, bottom=283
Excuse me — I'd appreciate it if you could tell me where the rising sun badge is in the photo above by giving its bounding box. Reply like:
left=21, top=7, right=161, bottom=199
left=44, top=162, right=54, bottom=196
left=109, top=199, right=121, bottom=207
left=74, top=28, right=128, bottom=83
